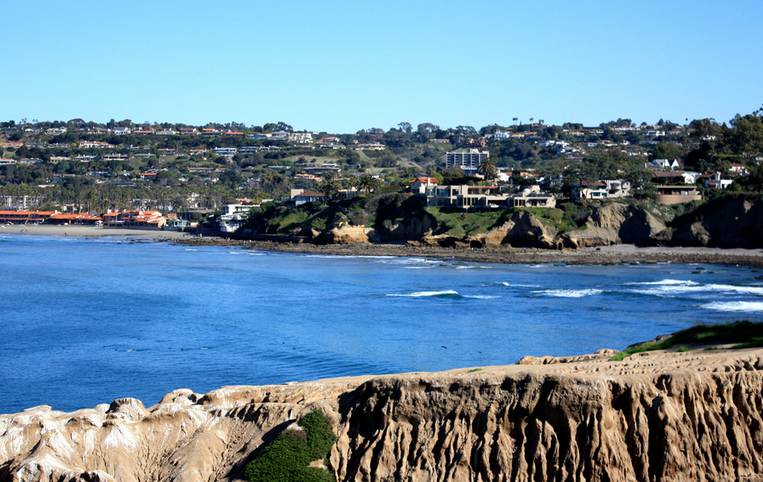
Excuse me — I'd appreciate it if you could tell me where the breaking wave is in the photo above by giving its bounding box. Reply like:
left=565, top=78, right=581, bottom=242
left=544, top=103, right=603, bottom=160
left=627, top=279, right=763, bottom=297
left=533, top=289, right=603, bottom=298
left=387, top=290, right=461, bottom=298
left=701, top=301, right=763, bottom=313
left=499, top=281, right=541, bottom=288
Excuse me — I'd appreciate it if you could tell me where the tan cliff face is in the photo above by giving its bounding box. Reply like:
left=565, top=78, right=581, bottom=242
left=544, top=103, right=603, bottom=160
left=1, top=348, right=762, bottom=482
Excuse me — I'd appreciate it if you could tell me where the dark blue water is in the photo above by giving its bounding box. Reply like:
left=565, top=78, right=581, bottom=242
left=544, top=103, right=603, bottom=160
left=1, top=234, right=762, bottom=413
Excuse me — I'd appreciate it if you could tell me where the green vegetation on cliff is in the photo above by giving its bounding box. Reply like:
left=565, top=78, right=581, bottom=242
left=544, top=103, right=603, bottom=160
left=425, top=208, right=505, bottom=238
left=245, top=410, right=337, bottom=482
left=611, top=320, right=763, bottom=361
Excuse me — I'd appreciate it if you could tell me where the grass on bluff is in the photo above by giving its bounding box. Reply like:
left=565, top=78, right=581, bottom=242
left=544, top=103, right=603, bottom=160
left=611, top=320, right=763, bottom=361
left=245, top=410, right=337, bottom=482
left=425, top=208, right=505, bottom=238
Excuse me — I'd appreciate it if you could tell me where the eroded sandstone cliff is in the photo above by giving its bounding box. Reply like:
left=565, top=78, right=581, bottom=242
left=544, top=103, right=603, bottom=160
left=1, top=348, right=761, bottom=481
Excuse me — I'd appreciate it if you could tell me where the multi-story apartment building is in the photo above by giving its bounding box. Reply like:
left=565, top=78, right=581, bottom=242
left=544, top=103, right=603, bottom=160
left=443, top=148, right=489, bottom=174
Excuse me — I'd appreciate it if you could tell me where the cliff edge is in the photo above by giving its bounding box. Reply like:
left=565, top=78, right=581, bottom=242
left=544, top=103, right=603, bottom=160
left=1, top=348, right=762, bottom=481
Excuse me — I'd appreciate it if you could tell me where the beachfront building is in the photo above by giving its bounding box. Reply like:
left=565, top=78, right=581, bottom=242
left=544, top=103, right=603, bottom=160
left=102, top=210, right=167, bottom=229
left=510, top=186, right=557, bottom=208
left=217, top=204, right=255, bottom=234
left=0, top=210, right=56, bottom=224
left=47, top=213, right=102, bottom=225
left=443, top=148, right=489, bottom=175
left=426, top=184, right=507, bottom=209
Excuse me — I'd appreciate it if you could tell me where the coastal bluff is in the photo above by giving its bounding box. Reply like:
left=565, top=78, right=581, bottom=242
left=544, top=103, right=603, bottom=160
left=1, top=348, right=761, bottom=482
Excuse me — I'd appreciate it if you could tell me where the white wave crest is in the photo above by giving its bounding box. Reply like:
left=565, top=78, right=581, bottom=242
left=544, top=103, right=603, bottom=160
left=386, top=290, right=460, bottom=298
left=499, top=281, right=541, bottom=288
left=628, top=279, right=699, bottom=286
left=628, top=280, right=763, bottom=297
left=533, top=289, right=603, bottom=298
left=701, top=301, right=763, bottom=313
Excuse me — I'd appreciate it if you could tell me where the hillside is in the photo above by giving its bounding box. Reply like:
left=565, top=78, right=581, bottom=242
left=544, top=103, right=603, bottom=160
left=237, top=193, right=763, bottom=250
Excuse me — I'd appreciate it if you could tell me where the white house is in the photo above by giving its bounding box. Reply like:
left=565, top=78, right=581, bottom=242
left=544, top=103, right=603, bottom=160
left=510, top=185, right=557, bottom=208
left=289, top=132, right=314, bottom=144
left=647, top=158, right=681, bottom=170
left=410, top=177, right=438, bottom=195
left=426, top=184, right=507, bottom=209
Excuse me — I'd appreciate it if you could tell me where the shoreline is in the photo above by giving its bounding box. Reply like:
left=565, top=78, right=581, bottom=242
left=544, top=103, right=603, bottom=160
left=4, top=223, right=763, bottom=267
left=0, top=223, right=192, bottom=240
left=178, top=236, right=763, bottom=268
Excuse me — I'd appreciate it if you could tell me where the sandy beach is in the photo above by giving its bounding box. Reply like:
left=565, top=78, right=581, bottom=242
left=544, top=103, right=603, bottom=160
left=0, top=224, right=192, bottom=240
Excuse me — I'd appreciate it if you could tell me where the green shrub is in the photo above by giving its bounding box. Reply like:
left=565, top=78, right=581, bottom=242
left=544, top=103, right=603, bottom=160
left=611, top=320, right=763, bottom=361
left=244, top=410, right=337, bottom=482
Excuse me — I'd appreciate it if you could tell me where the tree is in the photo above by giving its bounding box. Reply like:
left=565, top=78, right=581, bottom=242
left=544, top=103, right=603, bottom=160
left=357, top=174, right=381, bottom=194
left=651, top=142, right=684, bottom=161
left=479, top=158, right=498, bottom=180
left=729, top=113, right=763, bottom=156
left=319, top=174, right=341, bottom=199
left=441, top=167, right=466, bottom=184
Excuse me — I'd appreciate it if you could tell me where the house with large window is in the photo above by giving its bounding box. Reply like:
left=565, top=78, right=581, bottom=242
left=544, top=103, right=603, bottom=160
left=426, top=184, right=507, bottom=209
left=510, top=185, right=557, bottom=208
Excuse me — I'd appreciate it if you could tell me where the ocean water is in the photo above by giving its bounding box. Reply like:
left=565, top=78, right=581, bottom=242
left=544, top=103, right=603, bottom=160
left=1, top=234, right=762, bottom=413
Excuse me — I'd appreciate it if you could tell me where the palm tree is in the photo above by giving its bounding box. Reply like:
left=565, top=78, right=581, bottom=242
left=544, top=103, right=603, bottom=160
left=319, top=175, right=341, bottom=200
left=479, top=158, right=498, bottom=180
left=357, top=175, right=380, bottom=194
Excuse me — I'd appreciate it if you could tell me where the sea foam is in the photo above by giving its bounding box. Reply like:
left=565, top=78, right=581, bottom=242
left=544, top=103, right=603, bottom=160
left=386, top=290, right=460, bottom=298
left=628, top=279, right=763, bottom=297
left=533, top=289, right=603, bottom=298
left=701, top=301, right=763, bottom=313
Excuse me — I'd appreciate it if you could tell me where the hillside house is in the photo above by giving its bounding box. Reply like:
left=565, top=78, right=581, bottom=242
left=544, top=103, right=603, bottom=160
left=426, top=184, right=507, bottom=209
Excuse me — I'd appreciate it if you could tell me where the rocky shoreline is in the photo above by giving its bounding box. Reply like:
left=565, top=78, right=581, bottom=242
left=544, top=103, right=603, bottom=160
left=178, top=236, right=763, bottom=268
left=5, top=223, right=763, bottom=267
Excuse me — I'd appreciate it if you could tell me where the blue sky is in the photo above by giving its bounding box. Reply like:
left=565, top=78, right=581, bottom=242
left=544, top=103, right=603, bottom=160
left=2, top=1, right=762, bottom=132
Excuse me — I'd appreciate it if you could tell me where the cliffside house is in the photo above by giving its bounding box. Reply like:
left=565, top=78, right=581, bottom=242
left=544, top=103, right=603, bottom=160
left=572, top=180, right=631, bottom=200
left=410, top=177, right=438, bottom=195
left=426, top=184, right=507, bottom=209
left=704, top=172, right=733, bottom=190
left=510, top=185, right=557, bottom=208
left=655, top=185, right=702, bottom=205
left=650, top=170, right=700, bottom=185
left=290, top=189, right=327, bottom=206
left=647, top=158, right=681, bottom=170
